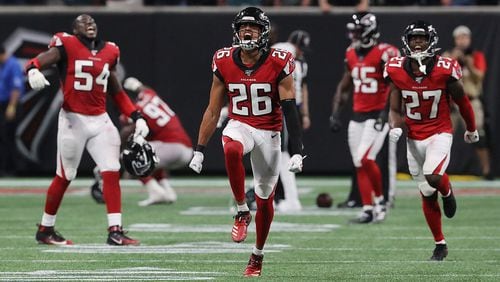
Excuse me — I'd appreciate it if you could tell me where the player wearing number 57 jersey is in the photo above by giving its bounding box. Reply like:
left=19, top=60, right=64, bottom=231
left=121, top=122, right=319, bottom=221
left=385, top=20, right=478, bottom=261
left=188, top=7, right=304, bottom=277
left=26, top=14, right=149, bottom=246
left=330, top=12, right=400, bottom=223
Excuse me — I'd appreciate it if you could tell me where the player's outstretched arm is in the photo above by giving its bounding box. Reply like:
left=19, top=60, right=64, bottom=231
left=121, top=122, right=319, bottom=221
left=448, top=79, right=479, bottom=143
left=189, top=74, right=226, bottom=174
left=279, top=75, right=304, bottom=173
left=25, top=47, right=61, bottom=90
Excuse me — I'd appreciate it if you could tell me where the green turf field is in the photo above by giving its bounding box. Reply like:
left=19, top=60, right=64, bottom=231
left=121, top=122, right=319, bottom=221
left=0, top=177, right=499, bottom=281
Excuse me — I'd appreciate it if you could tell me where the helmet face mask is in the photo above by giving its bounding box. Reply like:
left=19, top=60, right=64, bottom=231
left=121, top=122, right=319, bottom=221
left=402, top=21, right=439, bottom=62
left=121, top=136, right=159, bottom=177
left=347, top=12, right=379, bottom=49
left=232, top=7, right=271, bottom=51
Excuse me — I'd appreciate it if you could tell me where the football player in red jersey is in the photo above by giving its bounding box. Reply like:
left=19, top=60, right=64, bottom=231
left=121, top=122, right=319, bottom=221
left=385, top=20, right=479, bottom=261
left=188, top=7, right=304, bottom=277
left=329, top=12, right=400, bottom=223
left=26, top=14, right=149, bottom=246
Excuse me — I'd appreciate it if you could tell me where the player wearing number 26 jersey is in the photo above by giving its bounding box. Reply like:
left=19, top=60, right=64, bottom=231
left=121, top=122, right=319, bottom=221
left=189, top=7, right=304, bottom=277
left=330, top=12, right=399, bottom=223
left=26, top=14, right=148, bottom=246
left=386, top=20, right=478, bottom=261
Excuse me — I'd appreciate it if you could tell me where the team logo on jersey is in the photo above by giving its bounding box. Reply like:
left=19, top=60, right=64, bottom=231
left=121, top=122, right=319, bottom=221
left=91, top=50, right=98, bottom=56
left=244, top=70, right=254, bottom=76
left=415, top=77, right=424, bottom=83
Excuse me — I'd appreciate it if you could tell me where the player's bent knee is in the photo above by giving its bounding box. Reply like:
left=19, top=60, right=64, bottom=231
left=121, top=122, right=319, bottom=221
left=425, top=174, right=442, bottom=189
left=418, top=181, right=437, bottom=197
left=223, top=140, right=243, bottom=159
left=64, top=168, right=78, bottom=181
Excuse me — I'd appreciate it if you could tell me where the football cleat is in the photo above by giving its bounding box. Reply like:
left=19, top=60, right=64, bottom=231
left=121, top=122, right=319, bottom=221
left=442, top=189, right=457, bottom=218
left=107, top=225, right=140, bottom=246
left=430, top=244, right=448, bottom=261
left=36, top=224, right=73, bottom=245
left=374, top=201, right=387, bottom=222
left=243, top=253, right=263, bottom=277
left=350, top=209, right=373, bottom=224
left=231, top=211, right=252, bottom=243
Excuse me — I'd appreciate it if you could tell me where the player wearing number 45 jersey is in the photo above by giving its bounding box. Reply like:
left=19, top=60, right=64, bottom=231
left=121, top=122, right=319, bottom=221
left=188, top=7, right=304, bottom=277
left=385, top=20, right=479, bottom=261
left=26, top=14, right=149, bottom=246
left=330, top=12, right=400, bottom=223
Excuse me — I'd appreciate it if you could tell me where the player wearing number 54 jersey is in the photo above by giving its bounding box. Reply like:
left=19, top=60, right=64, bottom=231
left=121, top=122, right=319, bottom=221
left=188, top=7, right=304, bottom=277
left=385, top=20, right=478, bottom=261
left=26, top=14, right=149, bottom=246
left=330, top=12, right=400, bottom=223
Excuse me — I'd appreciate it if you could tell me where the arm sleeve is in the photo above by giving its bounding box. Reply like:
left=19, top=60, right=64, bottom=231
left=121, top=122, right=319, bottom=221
left=282, top=99, right=303, bottom=155
left=453, top=94, right=476, bottom=132
left=111, top=90, right=137, bottom=118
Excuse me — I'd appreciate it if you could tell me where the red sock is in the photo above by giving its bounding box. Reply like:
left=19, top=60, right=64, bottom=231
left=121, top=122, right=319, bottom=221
left=102, top=171, right=121, bottom=214
left=223, top=137, right=245, bottom=203
left=363, top=159, right=383, bottom=197
left=255, top=195, right=275, bottom=250
left=153, top=169, right=167, bottom=181
left=356, top=167, right=373, bottom=206
left=437, top=173, right=451, bottom=196
left=44, top=175, right=71, bottom=215
left=421, top=193, right=444, bottom=242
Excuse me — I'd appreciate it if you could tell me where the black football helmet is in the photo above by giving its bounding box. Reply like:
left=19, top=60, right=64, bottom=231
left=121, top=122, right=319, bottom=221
left=232, top=6, right=271, bottom=51
left=347, top=12, right=379, bottom=49
left=121, top=135, right=159, bottom=177
left=402, top=20, right=439, bottom=60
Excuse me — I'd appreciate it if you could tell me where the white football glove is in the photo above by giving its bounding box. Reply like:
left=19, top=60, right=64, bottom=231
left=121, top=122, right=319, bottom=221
left=189, top=151, right=204, bottom=174
left=28, top=68, right=50, bottom=90
left=123, top=77, right=143, bottom=92
left=134, top=118, right=149, bottom=140
left=216, top=106, right=229, bottom=128
left=288, top=154, right=304, bottom=173
left=389, top=128, right=403, bottom=143
left=464, top=130, right=479, bottom=144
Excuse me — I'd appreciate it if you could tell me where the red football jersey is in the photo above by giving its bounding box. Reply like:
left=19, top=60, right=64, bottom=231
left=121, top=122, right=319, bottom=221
left=49, top=32, right=119, bottom=115
left=212, top=47, right=295, bottom=131
left=135, top=89, right=192, bottom=148
left=384, top=55, right=462, bottom=140
left=345, top=43, right=400, bottom=113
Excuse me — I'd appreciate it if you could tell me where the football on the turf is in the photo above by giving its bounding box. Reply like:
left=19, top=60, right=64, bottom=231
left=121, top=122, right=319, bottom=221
left=316, top=193, right=333, bottom=208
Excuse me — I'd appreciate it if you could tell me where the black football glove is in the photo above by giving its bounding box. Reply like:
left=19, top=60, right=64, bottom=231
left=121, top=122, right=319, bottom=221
left=374, top=111, right=388, bottom=132
left=329, top=113, right=342, bottom=133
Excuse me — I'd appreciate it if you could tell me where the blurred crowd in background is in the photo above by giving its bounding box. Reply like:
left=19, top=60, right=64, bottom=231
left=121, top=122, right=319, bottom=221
left=0, top=0, right=498, bottom=7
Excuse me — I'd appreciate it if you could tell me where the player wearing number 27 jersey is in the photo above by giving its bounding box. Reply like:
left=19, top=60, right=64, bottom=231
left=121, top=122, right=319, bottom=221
left=386, top=20, right=478, bottom=261
left=189, top=7, right=304, bottom=277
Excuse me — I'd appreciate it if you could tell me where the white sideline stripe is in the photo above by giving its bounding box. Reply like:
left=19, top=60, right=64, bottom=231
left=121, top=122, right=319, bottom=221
left=128, top=222, right=341, bottom=233
left=1, top=177, right=500, bottom=189
left=0, top=267, right=223, bottom=281
left=181, top=206, right=359, bottom=216
left=40, top=241, right=290, bottom=254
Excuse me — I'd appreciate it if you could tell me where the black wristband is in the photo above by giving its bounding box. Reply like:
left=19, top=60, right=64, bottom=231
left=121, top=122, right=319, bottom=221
left=130, top=111, right=143, bottom=122
left=282, top=98, right=303, bottom=156
left=195, top=144, right=206, bottom=153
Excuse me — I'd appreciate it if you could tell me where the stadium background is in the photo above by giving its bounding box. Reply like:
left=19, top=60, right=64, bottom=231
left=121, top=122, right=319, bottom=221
left=1, top=7, right=499, bottom=176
